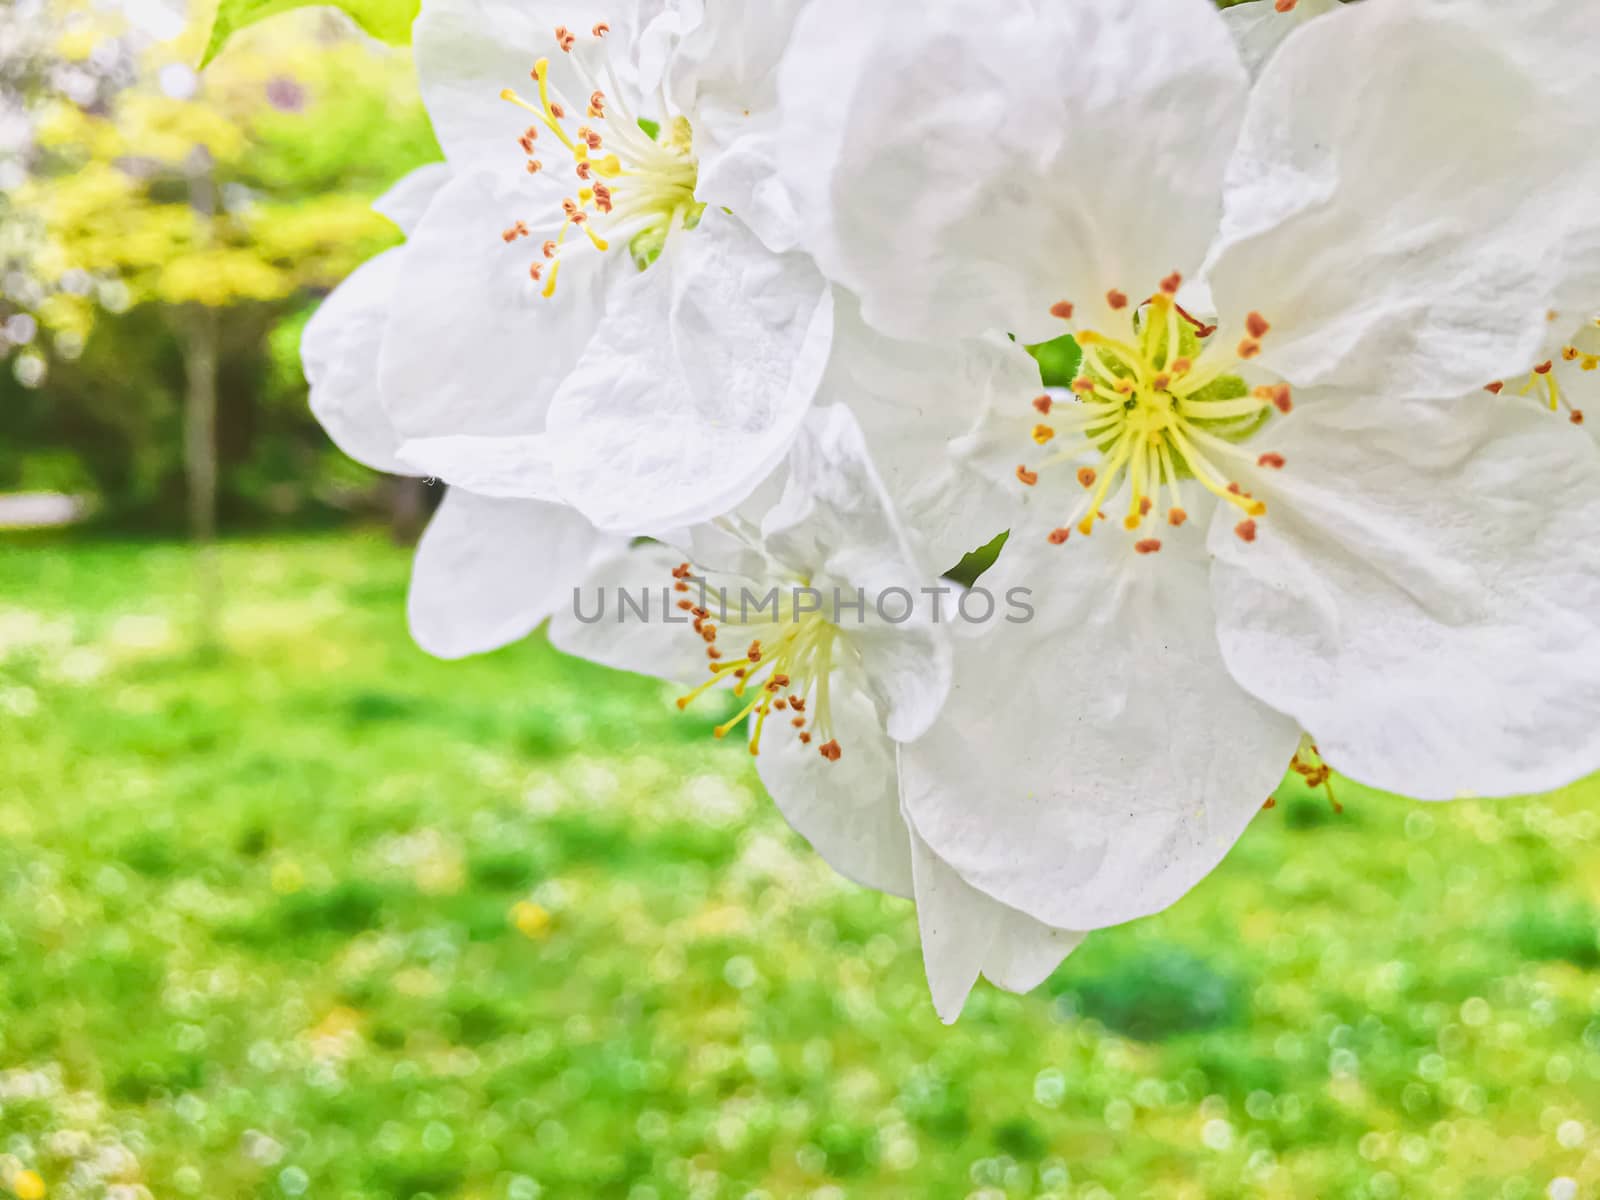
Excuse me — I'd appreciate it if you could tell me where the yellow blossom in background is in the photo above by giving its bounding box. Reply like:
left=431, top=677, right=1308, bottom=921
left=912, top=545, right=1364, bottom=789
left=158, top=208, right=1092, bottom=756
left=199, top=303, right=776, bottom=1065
left=511, top=901, right=552, bottom=940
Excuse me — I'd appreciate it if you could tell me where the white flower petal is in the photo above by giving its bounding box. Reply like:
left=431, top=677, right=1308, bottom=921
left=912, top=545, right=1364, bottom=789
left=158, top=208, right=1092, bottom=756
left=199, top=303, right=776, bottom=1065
left=547, top=539, right=712, bottom=682
left=374, top=162, right=453, bottom=235
left=822, top=296, right=1043, bottom=571
left=396, top=435, right=564, bottom=503
left=667, top=0, right=808, bottom=252
left=906, top=819, right=1085, bottom=1025
left=1211, top=0, right=1600, bottom=397
left=547, top=208, right=834, bottom=532
left=900, top=532, right=1300, bottom=931
left=777, top=0, right=1246, bottom=343
left=755, top=680, right=915, bottom=900
left=1210, top=390, right=1600, bottom=799
left=302, top=249, right=415, bottom=476
left=1219, top=0, right=1338, bottom=77
left=408, top=489, right=606, bottom=660
left=379, top=169, right=618, bottom=444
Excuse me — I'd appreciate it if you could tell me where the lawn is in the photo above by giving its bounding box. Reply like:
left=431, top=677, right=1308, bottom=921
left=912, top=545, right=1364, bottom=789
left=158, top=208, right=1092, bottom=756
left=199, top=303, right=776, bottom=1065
left=1, top=532, right=1598, bottom=1200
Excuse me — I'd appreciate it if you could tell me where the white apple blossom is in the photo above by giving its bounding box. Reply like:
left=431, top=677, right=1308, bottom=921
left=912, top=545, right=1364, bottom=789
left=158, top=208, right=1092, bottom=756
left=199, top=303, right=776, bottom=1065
left=778, top=0, right=1600, bottom=935
left=549, top=405, right=1084, bottom=1020
left=1220, top=0, right=1341, bottom=76
left=304, top=165, right=624, bottom=660
left=389, top=0, right=834, bottom=535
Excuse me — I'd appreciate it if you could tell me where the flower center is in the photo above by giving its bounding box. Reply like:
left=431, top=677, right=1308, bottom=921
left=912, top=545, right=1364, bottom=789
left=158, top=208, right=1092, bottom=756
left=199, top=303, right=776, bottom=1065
left=498, top=22, right=704, bottom=297
left=670, top=563, right=847, bottom=763
left=1017, top=274, right=1292, bottom=552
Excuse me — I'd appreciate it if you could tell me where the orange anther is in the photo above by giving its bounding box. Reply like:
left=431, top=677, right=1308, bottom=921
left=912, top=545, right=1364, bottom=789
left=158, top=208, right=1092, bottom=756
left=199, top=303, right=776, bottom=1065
left=1032, top=394, right=1053, bottom=414
left=1160, top=271, right=1183, bottom=296
left=1077, top=467, right=1097, bottom=489
left=1050, top=301, right=1075, bottom=320
left=1107, top=289, right=1129, bottom=311
left=1237, top=337, right=1262, bottom=360
left=1235, top=519, right=1259, bottom=543
left=1135, top=539, right=1162, bottom=555
left=1016, top=465, right=1039, bottom=487
left=1168, top=507, right=1188, bottom=527
left=1047, top=528, right=1071, bottom=545
left=593, top=22, right=610, bottom=36
left=1534, top=360, right=1554, bottom=375
left=1485, top=381, right=1505, bottom=394
left=554, top=24, right=576, bottom=51
left=1257, top=452, right=1286, bottom=469
left=819, top=740, right=843, bottom=762
left=1245, top=311, right=1271, bottom=338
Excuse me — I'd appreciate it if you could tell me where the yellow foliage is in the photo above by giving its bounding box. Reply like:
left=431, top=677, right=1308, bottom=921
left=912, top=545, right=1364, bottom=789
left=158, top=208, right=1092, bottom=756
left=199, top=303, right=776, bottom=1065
left=120, top=94, right=248, bottom=167
left=12, top=0, right=431, bottom=325
left=159, top=249, right=294, bottom=305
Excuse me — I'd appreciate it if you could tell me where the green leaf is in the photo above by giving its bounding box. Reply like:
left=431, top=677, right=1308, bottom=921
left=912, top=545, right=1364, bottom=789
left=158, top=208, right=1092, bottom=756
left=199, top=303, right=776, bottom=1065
left=1025, top=332, right=1083, bottom=389
left=944, top=531, right=1009, bottom=589
left=202, top=0, right=420, bottom=65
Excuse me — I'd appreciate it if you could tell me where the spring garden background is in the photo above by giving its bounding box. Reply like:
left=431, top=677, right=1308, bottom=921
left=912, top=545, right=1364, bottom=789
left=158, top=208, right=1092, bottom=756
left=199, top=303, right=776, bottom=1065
left=3, top=1, right=1600, bottom=1197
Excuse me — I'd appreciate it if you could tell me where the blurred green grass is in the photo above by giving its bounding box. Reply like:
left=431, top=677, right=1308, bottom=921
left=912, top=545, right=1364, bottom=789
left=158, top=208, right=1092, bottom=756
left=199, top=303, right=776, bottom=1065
left=1, top=532, right=1599, bottom=1200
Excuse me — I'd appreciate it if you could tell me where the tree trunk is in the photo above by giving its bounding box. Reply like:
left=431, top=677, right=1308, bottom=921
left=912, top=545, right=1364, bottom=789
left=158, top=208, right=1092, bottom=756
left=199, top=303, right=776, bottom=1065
left=183, top=153, right=222, bottom=652
left=391, top=476, right=429, bottom=545
left=182, top=303, right=222, bottom=651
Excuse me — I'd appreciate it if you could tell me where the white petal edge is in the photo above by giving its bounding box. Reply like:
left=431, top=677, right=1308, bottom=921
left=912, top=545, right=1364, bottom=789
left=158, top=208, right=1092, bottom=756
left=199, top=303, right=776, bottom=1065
left=777, top=0, right=1247, bottom=343
left=1211, top=0, right=1600, bottom=398
left=900, top=529, right=1301, bottom=931
left=1209, top=389, right=1600, bottom=799
left=374, top=162, right=453, bottom=235
left=302, top=249, right=415, bottom=476
left=408, top=489, right=611, bottom=660
left=755, top=679, right=916, bottom=901
left=547, top=208, right=834, bottom=532
left=907, top=817, right=1086, bottom=1025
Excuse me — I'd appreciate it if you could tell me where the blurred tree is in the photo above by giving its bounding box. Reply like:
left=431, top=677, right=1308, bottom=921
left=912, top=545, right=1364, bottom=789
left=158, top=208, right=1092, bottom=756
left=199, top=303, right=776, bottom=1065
left=0, top=0, right=437, bottom=538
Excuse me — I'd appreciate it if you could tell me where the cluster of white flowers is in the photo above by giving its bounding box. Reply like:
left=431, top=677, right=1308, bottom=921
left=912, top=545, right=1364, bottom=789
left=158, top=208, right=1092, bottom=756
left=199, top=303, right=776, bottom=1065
left=305, top=0, right=1600, bottom=1021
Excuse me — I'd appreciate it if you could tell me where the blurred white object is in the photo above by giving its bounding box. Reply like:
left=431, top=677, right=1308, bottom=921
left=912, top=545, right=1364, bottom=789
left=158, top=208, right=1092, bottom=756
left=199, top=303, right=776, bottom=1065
left=0, top=493, right=89, bottom=529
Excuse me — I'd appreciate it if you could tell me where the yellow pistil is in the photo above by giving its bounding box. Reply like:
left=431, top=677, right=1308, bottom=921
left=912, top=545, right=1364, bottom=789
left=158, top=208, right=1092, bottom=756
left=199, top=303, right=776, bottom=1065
left=496, top=26, right=703, bottom=297
left=1022, top=278, right=1289, bottom=548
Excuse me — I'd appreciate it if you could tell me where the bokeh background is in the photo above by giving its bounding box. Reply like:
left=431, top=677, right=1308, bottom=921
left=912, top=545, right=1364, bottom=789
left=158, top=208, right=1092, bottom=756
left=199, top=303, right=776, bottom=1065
left=4, top=3, right=1600, bottom=1199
